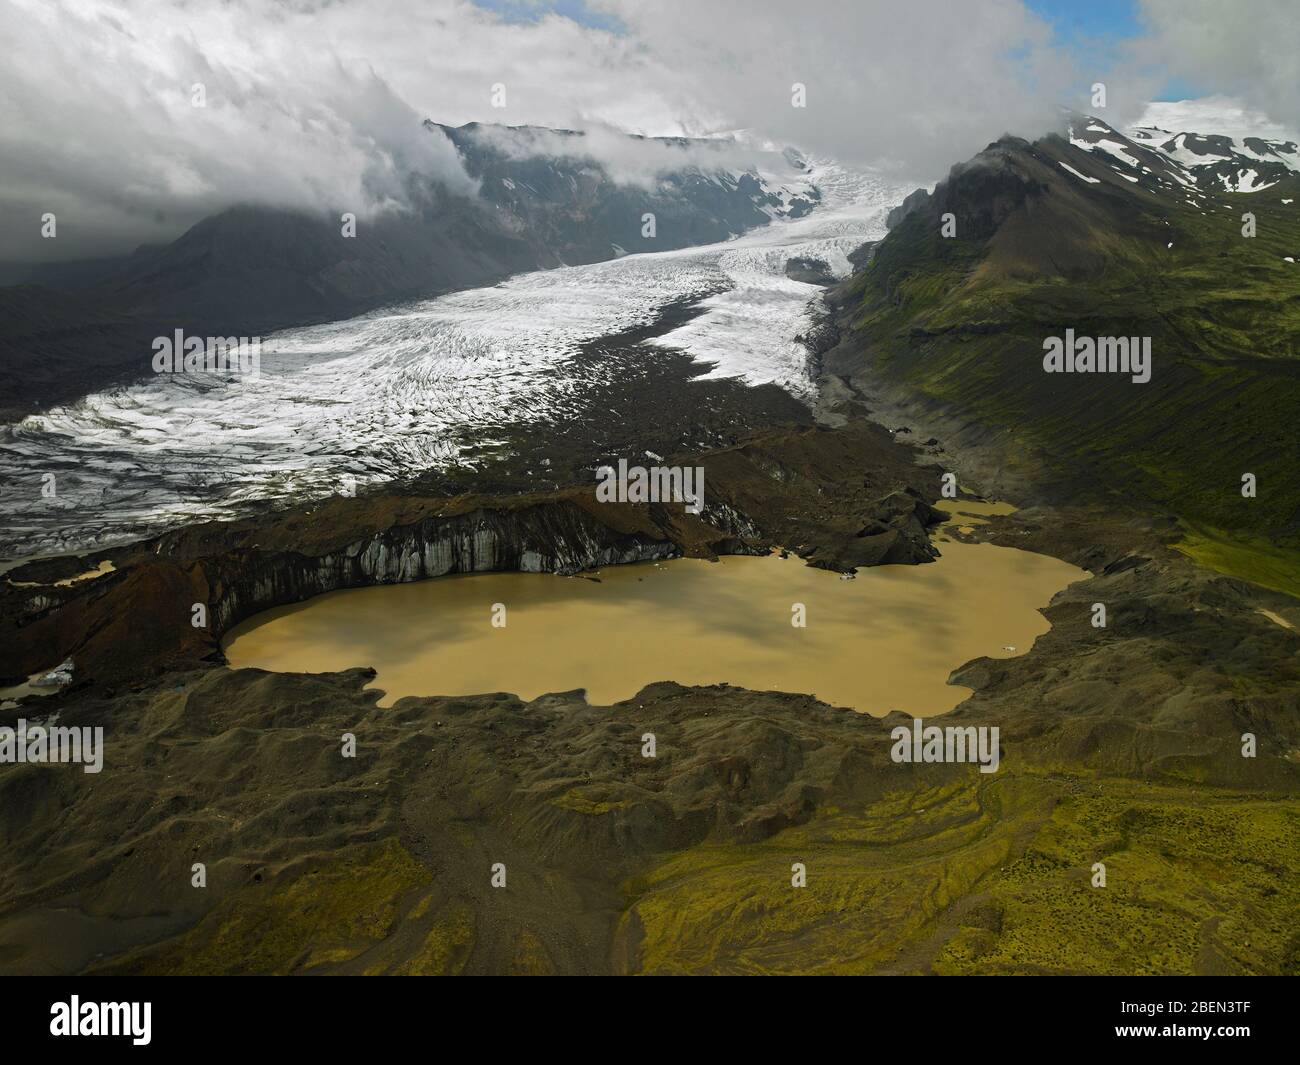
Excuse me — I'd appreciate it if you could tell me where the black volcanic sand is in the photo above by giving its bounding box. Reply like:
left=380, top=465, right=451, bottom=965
left=2, top=350, right=1300, bottom=972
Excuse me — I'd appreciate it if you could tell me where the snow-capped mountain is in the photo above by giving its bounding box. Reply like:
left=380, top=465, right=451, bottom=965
left=1128, top=126, right=1298, bottom=193
left=1063, top=100, right=1299, bottom=199
left=432, top=121, right=823, bottom=253
left=843, top=99, right=1300, bottom=561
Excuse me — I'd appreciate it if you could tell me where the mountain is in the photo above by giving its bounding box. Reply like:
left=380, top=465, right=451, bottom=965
left=0, top=122, right=818, bottom=419
left=1125, top=122, right=1299, bottom=194
left=104, top=124, right=818, bottom=333
left=431, top=121, right=819, bottom=259
left=828, top=112, right=1300, bottom=596
left=0, top=286, right=170, bottom=421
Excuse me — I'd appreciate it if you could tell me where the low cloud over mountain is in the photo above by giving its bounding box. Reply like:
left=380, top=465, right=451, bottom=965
left=3, top=0, right=1297, bottom=262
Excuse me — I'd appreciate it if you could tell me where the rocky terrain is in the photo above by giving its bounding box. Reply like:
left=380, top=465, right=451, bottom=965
left=2, top=112, right=1298, bottom=976
left=2, top=394, right=1298, bottom=974
left=1, top=418, right=943, bottom=690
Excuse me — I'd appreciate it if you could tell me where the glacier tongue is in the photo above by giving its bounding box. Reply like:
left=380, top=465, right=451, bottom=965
left=0, top=159, right=912, bottom=561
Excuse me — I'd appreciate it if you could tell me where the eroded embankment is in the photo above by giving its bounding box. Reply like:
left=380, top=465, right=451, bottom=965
left=222, top=540, right=1084, bottom=715
left=1, top=421, right=945, bottom=690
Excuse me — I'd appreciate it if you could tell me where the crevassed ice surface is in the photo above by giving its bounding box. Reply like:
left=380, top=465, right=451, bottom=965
left=0, top=160, right=911, bottom=559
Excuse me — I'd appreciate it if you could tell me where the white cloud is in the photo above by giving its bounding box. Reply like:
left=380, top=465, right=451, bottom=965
left=5, top=0, right=1294, bottom=264
left=0, top=0, right=480, bottom=260
left=1136, top=0, right=1300, bottom=135
left=452, top=120, right=808, bottom=188
left=1, top=0, right=1085, bottom=261
left=591, top=0, right=1082, bottom=171
left=1134, top=97, right=1298, bottom=142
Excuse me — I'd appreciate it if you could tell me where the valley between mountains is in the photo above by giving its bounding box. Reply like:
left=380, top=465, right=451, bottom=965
left=1, top=105, right=1298, bottom=975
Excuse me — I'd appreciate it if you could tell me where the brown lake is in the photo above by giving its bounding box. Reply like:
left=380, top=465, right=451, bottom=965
left=224, top=505, right=1084, bottom=716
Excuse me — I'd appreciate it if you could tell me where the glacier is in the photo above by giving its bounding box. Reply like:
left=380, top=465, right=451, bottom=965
left=0, top=159, right=912, bottom=560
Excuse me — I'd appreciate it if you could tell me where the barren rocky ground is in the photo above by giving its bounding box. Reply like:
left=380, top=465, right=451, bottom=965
left=2, top=387, right=1297, bottom=974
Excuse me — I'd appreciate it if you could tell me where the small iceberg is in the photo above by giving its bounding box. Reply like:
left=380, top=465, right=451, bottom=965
left=32, top=658, right=74, bottom=688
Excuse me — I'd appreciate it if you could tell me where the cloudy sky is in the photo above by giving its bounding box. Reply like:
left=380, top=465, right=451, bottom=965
left=1, top=0, right=1297, bottom=261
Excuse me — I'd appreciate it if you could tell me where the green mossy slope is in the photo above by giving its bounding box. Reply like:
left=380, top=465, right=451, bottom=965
left=834, top=132, right=1300, bottom=590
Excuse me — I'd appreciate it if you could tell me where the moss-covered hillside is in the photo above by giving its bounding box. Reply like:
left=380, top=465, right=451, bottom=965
left=832, top=122, right=1300, bottom=595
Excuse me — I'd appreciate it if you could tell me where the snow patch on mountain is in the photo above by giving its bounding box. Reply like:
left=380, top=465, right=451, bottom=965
left=1125, top=99, right=1299, bottom=194
left=1058, top=161, right=1100, bottom=184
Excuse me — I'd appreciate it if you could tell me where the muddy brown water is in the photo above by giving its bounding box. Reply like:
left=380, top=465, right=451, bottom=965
left=223, top=505, right=1084, bottom=717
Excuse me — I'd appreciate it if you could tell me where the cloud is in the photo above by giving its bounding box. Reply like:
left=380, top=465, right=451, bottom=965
left=590, top=0, right=1083, bottom=173
left=0, top=0, right=1087, bottom=262
left=6, top=0, right=1294, bottom=264
left=1135, top=0, right=1300, bottom=133
left=0, top=0, right=479, bottom=262
left=452, top=121, right=807, bottom=188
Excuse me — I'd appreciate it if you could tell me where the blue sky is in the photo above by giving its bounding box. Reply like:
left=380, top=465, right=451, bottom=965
left=479, top=0, right=1151, bottom=40
left=473, top=0, right=1151, bottom=43
left=1023, top=0, right=1202, bottom=99
left=473, top=0, right=1204, bottom=101
left=1024, top=0, right=1143, bottom=41
left=471, top=0, right=625, bottom=33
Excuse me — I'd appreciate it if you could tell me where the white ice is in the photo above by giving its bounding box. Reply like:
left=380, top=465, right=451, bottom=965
left=0, top=159, right=913, bottom=559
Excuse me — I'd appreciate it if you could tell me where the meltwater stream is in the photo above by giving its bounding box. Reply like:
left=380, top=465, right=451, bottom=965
left=0, top=161, right=911, bottom=559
